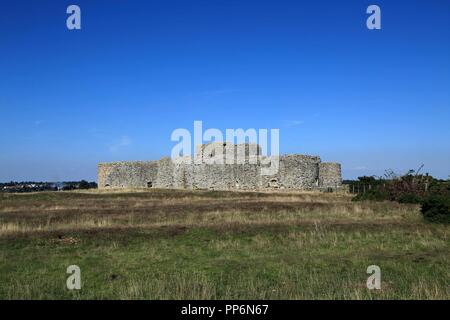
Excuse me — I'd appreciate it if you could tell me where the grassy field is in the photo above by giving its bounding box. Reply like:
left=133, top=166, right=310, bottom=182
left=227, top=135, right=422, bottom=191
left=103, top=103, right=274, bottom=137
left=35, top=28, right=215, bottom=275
left=0, top=189, right=448, bottom=299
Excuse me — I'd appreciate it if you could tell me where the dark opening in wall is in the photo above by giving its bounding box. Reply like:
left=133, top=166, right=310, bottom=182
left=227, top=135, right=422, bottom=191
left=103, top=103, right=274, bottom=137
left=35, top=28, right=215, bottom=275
left=147, top=181, right=152, bottom=188
left=268, top=178, right=279, bottom=188
left=104, top=184, right=110, bottom=188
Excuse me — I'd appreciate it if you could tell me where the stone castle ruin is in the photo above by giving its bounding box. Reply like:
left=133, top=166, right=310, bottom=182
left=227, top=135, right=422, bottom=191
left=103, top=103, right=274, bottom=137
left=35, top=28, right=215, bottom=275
left=98, top=143, right=342, bottom=191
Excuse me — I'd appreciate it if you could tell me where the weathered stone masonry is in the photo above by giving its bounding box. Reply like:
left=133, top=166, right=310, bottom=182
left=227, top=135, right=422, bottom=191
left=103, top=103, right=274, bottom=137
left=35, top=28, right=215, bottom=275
left=98, top=143, right=342, bottom=190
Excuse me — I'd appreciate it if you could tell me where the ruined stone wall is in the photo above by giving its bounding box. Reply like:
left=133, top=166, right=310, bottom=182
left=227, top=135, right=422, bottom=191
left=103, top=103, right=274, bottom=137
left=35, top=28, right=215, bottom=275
left=154, top=157, right=175, bottom=188
left=189, top=164, right=236, bottom=190
left=98, top=161, right=158, bottom=188
left=98, top=143, right=342, bottom=191
left=196, top=142, right=261, bottom=165
left=234, top=163, right=261, bottom=190
left=318, top=162, right=342, bottom=188
left=280, top=155, right=321, bottom=189
left=260, top=155, right=320, bottom=189
left=191, top=142, right=262, bottom=190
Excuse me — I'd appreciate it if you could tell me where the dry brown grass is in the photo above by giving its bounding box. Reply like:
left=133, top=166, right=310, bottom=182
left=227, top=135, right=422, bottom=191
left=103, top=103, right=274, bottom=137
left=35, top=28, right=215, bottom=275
left=0, top=189, right=419, bottom=237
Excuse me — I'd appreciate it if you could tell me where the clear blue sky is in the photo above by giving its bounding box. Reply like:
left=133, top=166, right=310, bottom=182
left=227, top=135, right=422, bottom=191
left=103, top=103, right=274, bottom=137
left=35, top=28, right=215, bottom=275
left=1, top=0, right=449, bottom=182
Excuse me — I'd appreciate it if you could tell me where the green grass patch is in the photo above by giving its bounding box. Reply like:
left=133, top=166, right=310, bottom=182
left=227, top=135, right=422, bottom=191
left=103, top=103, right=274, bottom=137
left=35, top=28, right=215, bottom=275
left=0, top=189, right=448, bottom=299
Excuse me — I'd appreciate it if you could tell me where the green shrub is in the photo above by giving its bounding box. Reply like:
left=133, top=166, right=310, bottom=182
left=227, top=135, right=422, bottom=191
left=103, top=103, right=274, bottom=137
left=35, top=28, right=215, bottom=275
left=420, top=196, right=450, bottom=224
left=397, top=193, right=423, bottom=204
left=351, top=188, right=391, bottom=202
left=351, top=173, right=450, bottom=205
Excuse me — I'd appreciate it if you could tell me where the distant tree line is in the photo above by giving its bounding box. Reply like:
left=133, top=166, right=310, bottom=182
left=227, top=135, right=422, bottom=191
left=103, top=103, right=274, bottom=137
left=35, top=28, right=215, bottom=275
left=60, top=180, right=98, bottom=191
left=0, top=180, right=98, bottom=193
